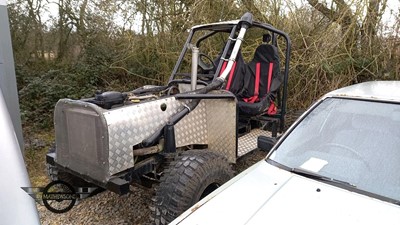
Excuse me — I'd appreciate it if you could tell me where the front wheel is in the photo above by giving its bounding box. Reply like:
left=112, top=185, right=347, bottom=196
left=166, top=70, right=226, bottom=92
left=151, top=150, right=234, bottom=225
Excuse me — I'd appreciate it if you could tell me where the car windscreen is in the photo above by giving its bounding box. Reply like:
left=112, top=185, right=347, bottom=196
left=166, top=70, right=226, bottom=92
left=270, top=97, right=400, bottom=203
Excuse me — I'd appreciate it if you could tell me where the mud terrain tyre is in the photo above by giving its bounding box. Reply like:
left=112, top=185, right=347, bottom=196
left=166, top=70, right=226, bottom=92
left=151, top=150, right=234, bottom=225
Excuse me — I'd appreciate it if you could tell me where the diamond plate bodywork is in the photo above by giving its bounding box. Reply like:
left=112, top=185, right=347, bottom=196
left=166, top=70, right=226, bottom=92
left=54, top=99, right=109, bottom=183
left=104, top=97, right=186, bottom=175
left=205, top=99, right=237, bottom=163
left=237, top=129, right=272, bottom=157
left=55, top=94, right=238, bottom=182
left=174, top=97, right=237, bottom=164
left=175, top=100, right=208, bottom=147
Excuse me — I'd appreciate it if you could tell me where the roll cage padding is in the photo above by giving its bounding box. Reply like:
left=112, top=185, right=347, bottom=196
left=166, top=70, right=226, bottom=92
left=218, top=49, right=246, bottom=96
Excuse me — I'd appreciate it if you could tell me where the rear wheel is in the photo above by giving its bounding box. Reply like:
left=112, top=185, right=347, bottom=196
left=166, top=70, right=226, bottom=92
left=151, top=150, right=234, bottom=225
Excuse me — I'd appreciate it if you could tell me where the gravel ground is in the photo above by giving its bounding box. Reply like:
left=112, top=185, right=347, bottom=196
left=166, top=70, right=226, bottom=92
left=37, top=149, right=269, bottom=225
left=38, top=185, right=153, bottom=225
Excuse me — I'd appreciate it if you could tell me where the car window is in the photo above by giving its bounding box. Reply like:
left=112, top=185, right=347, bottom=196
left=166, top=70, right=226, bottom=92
left=270, top=97, right=400, bottom=202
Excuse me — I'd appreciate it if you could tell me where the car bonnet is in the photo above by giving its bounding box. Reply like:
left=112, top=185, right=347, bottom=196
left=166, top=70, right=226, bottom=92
left=171, top=160, right=400, bottom=225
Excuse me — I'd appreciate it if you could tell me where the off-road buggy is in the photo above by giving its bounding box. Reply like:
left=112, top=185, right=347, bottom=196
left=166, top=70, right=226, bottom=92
left=46, top=12, right=291, bottom=223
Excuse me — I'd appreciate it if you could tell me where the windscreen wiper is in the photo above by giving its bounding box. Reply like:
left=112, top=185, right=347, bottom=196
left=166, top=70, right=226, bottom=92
left=291, top=167, right=356, bottom=188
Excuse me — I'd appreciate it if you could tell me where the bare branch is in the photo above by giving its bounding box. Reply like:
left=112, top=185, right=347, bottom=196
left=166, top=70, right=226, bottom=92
left=109, top=65, right=162, bottom=83
left=240, top=0, right=270, bottom=23
left=307, top=0, right=338, bottom=21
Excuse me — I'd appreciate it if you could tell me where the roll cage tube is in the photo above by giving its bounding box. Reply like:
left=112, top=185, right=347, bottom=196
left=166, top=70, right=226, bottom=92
left=216, top=26, right=247, bottom=82
left=252, top=21, right=291, bottom=131
left=168, top=26, right=237, bottom=84
left=195, top=31, right=219, bottom=48
left=169, top=15, right=251, bottom=83
left=216, top=12, right=253, bottom=82
left=168, top=16, right=290, bottom=127
left=167, top=14, right=291, bottom=131
left=213, top=26, right=238, bottom=77
left=168, top=18, right=289, bottom=84
left=169, top=30, right=194, bottom=83
left=144, top=14, right=254, bottom=148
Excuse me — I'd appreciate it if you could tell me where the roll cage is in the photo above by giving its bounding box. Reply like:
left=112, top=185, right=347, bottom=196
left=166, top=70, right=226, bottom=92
left=169, top=20, right=291, bottom=131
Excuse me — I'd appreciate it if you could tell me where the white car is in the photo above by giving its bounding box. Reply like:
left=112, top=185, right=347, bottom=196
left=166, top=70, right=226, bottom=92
left=171, top=81, right=400, bottom=225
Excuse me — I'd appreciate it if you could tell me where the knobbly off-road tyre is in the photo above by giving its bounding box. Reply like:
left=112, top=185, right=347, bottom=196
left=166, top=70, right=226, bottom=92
left=151, top=150, right=234, bottom=225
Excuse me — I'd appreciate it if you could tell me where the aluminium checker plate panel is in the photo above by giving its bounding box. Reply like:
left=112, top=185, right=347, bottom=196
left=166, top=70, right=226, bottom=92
left=55, top=95, right=237, bottom=181
left=104, top=96, right=237, bottom=175
left=174, top=100, right=208, bottom=147
left=205, top=98, right=237, bottom=163
left=104, top=97, right=186, bottom=175
left=237, top=129, right=272, bottom=157
left=104, top=97, right=218, bottom=176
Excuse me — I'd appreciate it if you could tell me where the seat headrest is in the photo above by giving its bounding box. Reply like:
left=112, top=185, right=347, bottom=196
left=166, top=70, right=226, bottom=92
left=252, top=44, right=279, bottom=63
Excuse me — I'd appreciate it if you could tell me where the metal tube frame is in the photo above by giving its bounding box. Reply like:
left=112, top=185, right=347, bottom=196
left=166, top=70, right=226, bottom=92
left=191, top=46, right=199, bottom=90
left=169, top=20, right=291, bottom=131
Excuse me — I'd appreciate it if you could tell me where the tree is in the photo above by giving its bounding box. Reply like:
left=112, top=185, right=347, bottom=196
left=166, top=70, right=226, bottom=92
left=307, top=0, right=387, bottom=53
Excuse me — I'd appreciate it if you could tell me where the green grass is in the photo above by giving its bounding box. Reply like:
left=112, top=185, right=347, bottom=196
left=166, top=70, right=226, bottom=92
left=24, top=130, right=54, bottom=187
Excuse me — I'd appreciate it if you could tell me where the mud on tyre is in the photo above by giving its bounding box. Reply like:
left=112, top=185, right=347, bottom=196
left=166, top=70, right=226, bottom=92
left=151, top=150, right=234, bottom=225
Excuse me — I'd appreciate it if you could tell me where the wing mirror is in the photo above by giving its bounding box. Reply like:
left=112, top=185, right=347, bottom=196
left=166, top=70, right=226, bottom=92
left=257, top=136, right=277, bottom=153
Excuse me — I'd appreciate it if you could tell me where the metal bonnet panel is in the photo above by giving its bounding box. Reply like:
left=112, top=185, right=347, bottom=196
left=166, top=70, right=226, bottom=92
left=0, top=52, right=40, bottom=225
left=0, top=3, right=39, bottom=224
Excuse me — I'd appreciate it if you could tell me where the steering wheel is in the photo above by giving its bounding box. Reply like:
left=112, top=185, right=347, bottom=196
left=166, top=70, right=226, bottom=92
left=320, top=142, right=370, bottom=170
left=198, top=52, right=216, bottom=72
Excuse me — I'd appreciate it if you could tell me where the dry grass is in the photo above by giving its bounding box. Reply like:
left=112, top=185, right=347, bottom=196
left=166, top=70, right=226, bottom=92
left=24, top=131, right=54, bottom=187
